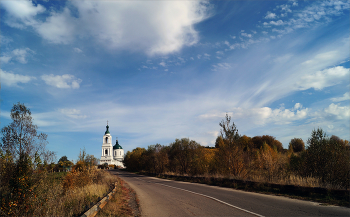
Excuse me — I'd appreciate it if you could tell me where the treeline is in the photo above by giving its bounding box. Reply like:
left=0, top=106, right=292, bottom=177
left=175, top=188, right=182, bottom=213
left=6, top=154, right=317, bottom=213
left=124, top=114, right=350, bottom=189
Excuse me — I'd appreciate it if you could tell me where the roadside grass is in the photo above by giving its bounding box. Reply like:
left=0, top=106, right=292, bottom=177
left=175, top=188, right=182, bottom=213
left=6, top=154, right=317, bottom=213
left=96, top=176, right=140, bottom=217
left=1, top=168, right=118, bottom=216
left=136, top=171, right=350, bottom=207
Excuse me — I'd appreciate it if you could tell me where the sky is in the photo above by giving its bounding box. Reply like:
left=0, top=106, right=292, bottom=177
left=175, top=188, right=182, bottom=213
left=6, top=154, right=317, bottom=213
left=0, top=0, right=349, bottom=162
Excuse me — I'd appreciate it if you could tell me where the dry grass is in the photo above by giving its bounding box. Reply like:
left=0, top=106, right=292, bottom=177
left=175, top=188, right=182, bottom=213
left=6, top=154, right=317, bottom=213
left=163, top=171, right=322, bottom=188
left=96, top=176, right=139, bottom=217
left=1, top=168, right=118, bottom=216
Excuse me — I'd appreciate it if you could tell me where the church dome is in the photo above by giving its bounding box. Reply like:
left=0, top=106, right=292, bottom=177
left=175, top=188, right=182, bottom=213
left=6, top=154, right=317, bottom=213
left=113, top=140, right=123, bottom=149
left=105, top=125, right=110, bottom=134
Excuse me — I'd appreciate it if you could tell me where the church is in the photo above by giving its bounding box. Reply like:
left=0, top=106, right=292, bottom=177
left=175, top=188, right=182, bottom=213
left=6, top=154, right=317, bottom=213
left=100, top=123, right=125, bottom=168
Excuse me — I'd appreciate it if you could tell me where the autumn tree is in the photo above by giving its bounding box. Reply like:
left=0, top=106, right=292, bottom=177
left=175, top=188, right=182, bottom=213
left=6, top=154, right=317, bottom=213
left=0, top=102, right=54, bottom=216
left=302, top=129, right=350, bottom=188
left=288, top=138, right=305, bottom=153
left=168, top=138, right=202, bottom=175
left=1, top=102, right=53, bottom=162
left=219, top=113, right=240, bottom=145
left=143, top=144, right=169, bottom=174
left=214, top=115, right=246, bottom=177
left=123, top=147, right=146, bottom=172
left=252, top=135, right=283, bottom=152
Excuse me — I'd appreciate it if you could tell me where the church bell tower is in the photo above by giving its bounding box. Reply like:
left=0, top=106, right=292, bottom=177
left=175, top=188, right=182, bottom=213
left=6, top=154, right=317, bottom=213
left=101, top=122, right=113, bottom=164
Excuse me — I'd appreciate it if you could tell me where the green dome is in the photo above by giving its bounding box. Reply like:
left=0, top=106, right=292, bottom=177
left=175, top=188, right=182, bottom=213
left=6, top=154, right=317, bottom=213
left=105, top=125, right=110, bottom=134
left=113, top=140, right=123, bottom=149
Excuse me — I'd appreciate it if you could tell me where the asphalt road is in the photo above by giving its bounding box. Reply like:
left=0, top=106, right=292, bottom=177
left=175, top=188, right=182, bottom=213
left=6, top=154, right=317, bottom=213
left=110, top=170, right=350, bottom=217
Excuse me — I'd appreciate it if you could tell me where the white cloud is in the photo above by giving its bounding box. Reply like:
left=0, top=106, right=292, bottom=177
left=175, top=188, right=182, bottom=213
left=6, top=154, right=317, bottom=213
left=12, top=48, right=34, bottom=63
left=1, top=1, right=211, bottom=55
left=0, top=69, right=36, bottom=86
left=269, top=20, right=284, bottom=26
left=60, top=109, right=87, bottom=119
left=261, top=0, right=350, bottom=38
left=199, top=103, right=309, bottom=125
left=273, top=54, right=293, bottom=63
left=1, top=1, right=212, bottom=55
left=0, top=48, right=34, bottom=64
left=280, top=4, right=292, bottom=13
left=159, top=61, right=166, bottom=67
left=241, top=32, right=252, bottom=38
left=211, top=62, right=231, bottom=71
left=324, top=103, right=350, bottom=119
left=294, top=103, right=302, bottom=110
left=0, top=0, right=45, bottom=20
left=35, top=8, right=76, bottom=44
left=331, top=92, right=350, bottom=102
left=265, top=12, right=277, bottom=19
left=296, top=66, right=349, bottom=90
left=74, top=48, right=83, bottom=53
left=41, top=74, right=82, bottom=89
left=0, top=56, right=12, bottom=64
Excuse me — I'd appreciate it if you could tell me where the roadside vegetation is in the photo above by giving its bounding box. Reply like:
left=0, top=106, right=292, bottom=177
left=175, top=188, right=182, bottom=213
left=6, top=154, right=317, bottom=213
left=124, top=114, right=350, bottom=191
left=0, top=102, right=119, bottom=216
left=96, top=176, right=140, bottom=217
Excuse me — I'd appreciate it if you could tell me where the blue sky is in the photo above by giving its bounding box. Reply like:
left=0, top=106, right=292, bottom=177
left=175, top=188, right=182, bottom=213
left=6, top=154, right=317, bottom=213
left=1, top=0, right=349, bottom=162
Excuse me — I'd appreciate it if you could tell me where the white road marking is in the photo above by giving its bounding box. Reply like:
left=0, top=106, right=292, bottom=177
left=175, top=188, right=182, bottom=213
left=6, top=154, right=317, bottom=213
left=134, top=176, right=264, bottom=217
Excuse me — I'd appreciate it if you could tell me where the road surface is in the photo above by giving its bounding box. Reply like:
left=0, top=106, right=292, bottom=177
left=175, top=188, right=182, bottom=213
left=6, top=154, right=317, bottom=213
left=110, top=170, right=350, bottom=217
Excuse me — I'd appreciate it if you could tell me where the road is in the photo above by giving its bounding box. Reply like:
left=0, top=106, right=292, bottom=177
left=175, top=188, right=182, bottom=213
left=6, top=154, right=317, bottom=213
left=110, top=170, right=350, bottom=217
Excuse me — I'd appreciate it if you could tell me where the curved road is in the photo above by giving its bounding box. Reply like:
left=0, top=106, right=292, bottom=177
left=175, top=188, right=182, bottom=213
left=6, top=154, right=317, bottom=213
left=110, top=170, right=349, bottom=217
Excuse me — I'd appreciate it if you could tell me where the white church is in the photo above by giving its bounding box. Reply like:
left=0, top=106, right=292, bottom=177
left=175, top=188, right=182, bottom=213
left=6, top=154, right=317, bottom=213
left=100, top=123, right=125, bottom=168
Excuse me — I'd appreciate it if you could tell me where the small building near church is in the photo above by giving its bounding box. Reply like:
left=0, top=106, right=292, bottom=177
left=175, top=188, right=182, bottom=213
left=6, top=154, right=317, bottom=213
left=100, top=124, right=124, bottom=168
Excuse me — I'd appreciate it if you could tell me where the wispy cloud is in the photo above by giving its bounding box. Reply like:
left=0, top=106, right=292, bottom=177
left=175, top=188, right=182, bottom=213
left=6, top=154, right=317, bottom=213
left=0, top=48, right=34, bottom=64
left=74, top=48, right=83, bottom=53
left=211, top=62, right=230, bottom=71
left=60, top=109, right=87, bottom=119
left=41, top=74, right=82, bottom=89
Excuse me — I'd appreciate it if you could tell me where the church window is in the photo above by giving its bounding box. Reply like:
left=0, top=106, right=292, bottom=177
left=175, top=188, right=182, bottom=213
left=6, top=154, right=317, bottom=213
left=105, top=137, right=108, bottom=143
left=105, top=149, right=108, bottom=155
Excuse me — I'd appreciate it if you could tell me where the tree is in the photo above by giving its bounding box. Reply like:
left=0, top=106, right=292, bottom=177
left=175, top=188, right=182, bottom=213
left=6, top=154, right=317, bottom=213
left=58, top=155, right=73, bottom=170
left=123, top=147, right=146, bottom=172
left=58, top=156, right=68, bottom=164
left=0, top=102, right=54, bottom=215
left=214, top=115, right=246, bottom=177
left=168, top=138, right=201, bottom=175
left=252, top=135, right=283, bottom=152
left=1, top=102, right=53, bottom=162
left=288, top=138, right=305, bottom=153
left=219, top=113, right=240, bottom=145
left=302, top=128, right=350, bottom=188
